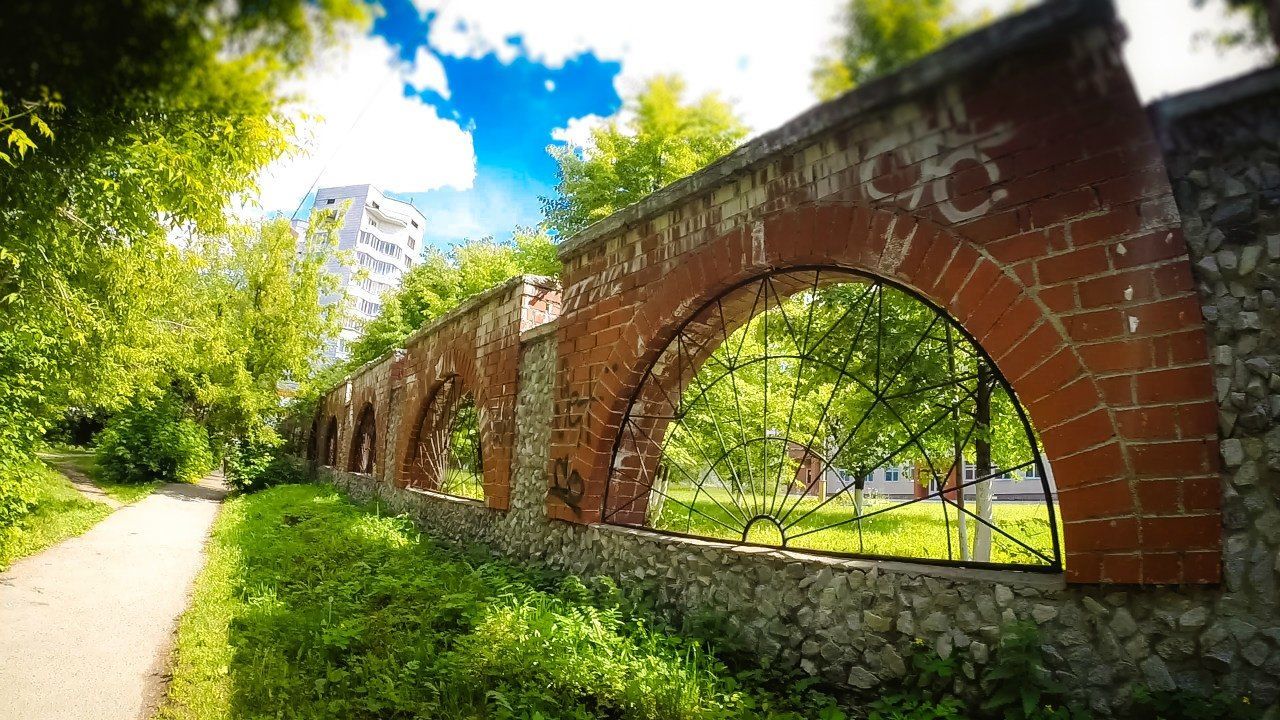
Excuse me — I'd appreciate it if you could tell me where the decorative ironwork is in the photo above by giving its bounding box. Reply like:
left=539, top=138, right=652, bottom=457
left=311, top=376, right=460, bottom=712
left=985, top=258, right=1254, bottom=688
left=405, top=376, right=485, bottom=500
left=349, top=405, right=376, bottom=474
left=322, top=416, right=338, bottom=467
left=604, top=267, right=1061, bottom=571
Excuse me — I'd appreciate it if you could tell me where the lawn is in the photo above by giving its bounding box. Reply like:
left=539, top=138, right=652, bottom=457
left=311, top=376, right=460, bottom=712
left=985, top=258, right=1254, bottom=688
left=156, top=484, right=837, bottom=720
left=41, top=445, right=163, bottom=504
left=652, top=486, right=1060, bottom=567
left=0, top=460, right=113, bottom=570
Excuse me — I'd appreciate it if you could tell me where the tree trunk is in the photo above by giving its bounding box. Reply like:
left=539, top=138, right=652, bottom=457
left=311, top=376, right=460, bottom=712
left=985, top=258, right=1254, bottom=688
left=973, top=363, right=994, bottom=563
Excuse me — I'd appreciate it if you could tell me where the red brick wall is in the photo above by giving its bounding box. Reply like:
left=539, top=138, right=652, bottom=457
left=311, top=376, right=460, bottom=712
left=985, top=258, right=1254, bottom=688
left=315, top=277, right=560, bottom=511
left=548, top=24, right=1220, bottom=584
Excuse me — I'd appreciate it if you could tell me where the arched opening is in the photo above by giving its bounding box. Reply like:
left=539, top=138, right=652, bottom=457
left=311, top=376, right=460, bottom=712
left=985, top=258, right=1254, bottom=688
left=322, top=416, right=338, bottom=467
left=403, top=376, right=484, bottom=500
left=306, top=418, right=319, bottom=463
left=348, top=404, right=376, bottom=474
left=604, top=267, right=1061, bottom=571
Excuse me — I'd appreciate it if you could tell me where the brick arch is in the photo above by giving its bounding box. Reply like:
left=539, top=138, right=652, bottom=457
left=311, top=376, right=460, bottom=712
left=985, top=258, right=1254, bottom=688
left=347, top=402, right=377, bottom=474
left=393, top=346, right=506, bottom=507
left=552, top=201, right=1219, bottom=585
left=320, top=415, right=339, bottom=467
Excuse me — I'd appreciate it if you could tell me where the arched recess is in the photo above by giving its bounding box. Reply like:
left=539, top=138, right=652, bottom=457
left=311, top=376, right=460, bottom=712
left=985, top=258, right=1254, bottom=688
left=400, top=374, right=486, bottom=501
left=604, top=267, right=1061, bottom=570
left=322, top=415, right=339, bottom=467
left=306, top=417, right=319, bottom=463
left=551, top=201, right=1220, bottom=584
left=348, top=404, right=377, bottom=474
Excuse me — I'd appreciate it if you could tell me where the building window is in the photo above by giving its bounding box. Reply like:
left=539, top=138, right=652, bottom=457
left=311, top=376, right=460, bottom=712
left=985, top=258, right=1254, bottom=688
left=325, top=198, right=335, bottom=205
left=368, top=218, right=379, bottom=229
left=357, top=252, right=399, bottom=277
left=410, top=219, right=419, bottom=228
left=354, top=298, right=382, bottom=316
left=408, top=236, right=416, bottom=249
left=371, top=200, right=380, bottom=209
left=884, top=467, right=901, bottom=482
left=358, top=231, right=402, bottom=259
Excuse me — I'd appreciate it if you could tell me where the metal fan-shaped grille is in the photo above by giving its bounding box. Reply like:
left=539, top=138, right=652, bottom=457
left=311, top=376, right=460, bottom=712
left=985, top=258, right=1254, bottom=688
left=604, top=268, right=1061, bottom=571
left=407, top=376, right=484, bottom=500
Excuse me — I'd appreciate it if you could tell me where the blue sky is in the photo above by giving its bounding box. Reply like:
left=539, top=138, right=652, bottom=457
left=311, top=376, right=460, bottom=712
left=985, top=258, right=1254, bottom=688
left=372, top=0, right=621, bottom=247
left=254, top=0, right=1273, bottom=253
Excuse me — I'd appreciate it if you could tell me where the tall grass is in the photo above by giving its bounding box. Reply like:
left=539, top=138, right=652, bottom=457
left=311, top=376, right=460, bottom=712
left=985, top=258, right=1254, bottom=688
left=158, top=484, right=835, bottom=720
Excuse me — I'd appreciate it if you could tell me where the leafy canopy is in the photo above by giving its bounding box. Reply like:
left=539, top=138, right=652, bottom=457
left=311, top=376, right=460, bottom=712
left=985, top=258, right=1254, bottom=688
left=342, top=228, right=560, bottom=369
left=542, top=75, right=747, bottom=237
left=811, top=0, right=987, bottom=100
left=0, top=0, right=365, bottom=468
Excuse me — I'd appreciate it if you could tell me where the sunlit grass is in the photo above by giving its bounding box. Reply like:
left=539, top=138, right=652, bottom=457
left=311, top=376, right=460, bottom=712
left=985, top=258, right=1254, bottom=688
left=40, top=445, right=162, bottom=504
left=651, top=486, right=1060, bottom=566
left=0, top=461, right=113, bottom=570
left=158, top=484, right=836, bottom=719
left=440, top=468, right=484, bottom=501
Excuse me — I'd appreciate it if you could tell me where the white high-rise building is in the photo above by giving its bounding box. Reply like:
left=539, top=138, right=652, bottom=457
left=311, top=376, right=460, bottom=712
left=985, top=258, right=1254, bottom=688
left=308, top=184, right=426, bottom=364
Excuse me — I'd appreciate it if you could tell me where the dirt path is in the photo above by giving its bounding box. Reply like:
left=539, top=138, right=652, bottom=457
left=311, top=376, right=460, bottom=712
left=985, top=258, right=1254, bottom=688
left=0, top=474, right=227, bottom=720
left=54, top=459, right=125, bottom=509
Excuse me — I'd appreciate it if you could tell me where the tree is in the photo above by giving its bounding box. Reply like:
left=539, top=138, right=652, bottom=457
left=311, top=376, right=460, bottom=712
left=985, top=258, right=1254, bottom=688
left=174, top=216, right=344, bottom=445
left=1194, top=0, right=1280, bottom=54
left=811, top=0, right=983, bottom=100
left=0, top=0, right=366, bottom=468
left=343, top=228, right=561, bottom=368
left=542, top=75, right=747, bottom=237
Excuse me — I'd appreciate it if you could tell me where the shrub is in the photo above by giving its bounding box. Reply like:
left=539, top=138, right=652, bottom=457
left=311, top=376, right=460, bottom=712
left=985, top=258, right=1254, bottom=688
left=223, top=436, right=306, bottom=493
left=0, top=461, right=36, bottom=533
left=96, top=400, right=214, bottom=484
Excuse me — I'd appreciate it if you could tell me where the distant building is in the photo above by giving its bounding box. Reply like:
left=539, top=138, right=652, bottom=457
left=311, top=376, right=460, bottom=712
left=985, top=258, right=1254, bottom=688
left=305, top=184, right=426, bottom=365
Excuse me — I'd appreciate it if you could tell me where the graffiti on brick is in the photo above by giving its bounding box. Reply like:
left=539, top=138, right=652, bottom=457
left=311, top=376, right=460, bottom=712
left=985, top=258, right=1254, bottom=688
left=549, top=456, right=584, bottom=512
left=556, top=390, right=590, bottom=447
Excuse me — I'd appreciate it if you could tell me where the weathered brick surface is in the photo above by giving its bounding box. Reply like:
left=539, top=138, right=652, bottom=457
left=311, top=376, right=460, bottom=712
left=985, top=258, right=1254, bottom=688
left=313, top=277, right=560, bottom=510
left=547, top=8, right=1217, bottom=584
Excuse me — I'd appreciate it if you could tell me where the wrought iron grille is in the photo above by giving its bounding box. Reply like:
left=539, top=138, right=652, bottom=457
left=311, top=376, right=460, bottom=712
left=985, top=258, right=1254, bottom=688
left=406, top=376, right=485, bottom=500
left=349, top=406, right=376, bottom=474
left=604, top=268, right=1061, bottom=571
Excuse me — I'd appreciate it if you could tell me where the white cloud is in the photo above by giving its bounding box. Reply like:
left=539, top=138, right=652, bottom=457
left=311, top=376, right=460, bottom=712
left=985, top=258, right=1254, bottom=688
left=410, top=0, right=845, bottom=135
left=405, top=46, right=451, bottom=98
left=253, top=34, right=475, bottom=212
left=550, top=113, right=608, bottom=151
left=410, top=0, right=1270, bottom=140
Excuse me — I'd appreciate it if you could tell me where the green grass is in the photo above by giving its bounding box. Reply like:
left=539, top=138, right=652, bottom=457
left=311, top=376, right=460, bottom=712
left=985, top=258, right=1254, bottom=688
left=0, top=461, right=113, bottom=570
left=40, top=445, right=162, bottom=504
left=652, top=486, right=1060, bottom=567
left=157, top=484, right=839, bottom=720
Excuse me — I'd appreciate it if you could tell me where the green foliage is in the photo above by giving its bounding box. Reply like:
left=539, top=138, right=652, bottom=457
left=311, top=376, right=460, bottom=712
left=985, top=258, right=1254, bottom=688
left=0, top=460, right=112, bottom=570
left=811, top=0, right=988, bottom=99
left=543, top=75, right=747, bottom=237
left=174, top=215, right=344, bottom=445
left=1129, top=687, right=1264, bottom=720
left=0, top=85, right=62, bottom=165
left=96, top=400, right=214, bottom=485
left=157, top=484, right=846, bottom=720
left=344, top=228, right=560, bottom=367
left=223, top=437, right=307, bottom=493
left=0, top=0, right=365, bottom=474
left=979, top=623, right=1083, bottom=720
left=0, top=462, right=36, bottom=532
left=1193, top=0, right=1280, bottom=54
